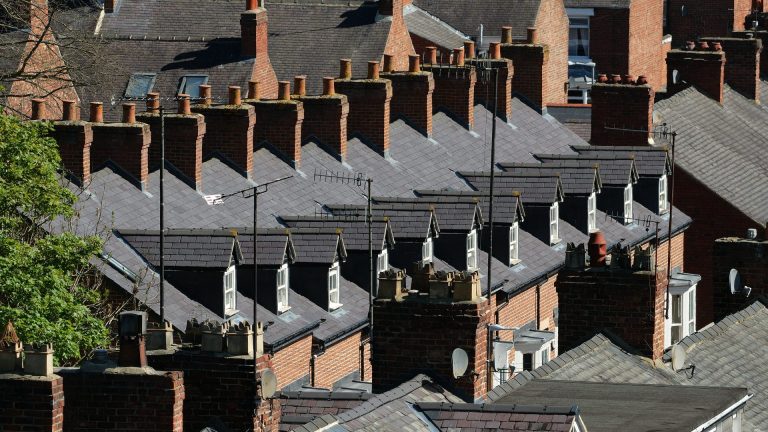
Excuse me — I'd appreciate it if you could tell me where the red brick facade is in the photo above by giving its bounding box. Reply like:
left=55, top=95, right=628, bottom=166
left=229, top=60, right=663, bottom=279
left=382, top=0, right=417, bottom=71
left=334, top=78, right=393, bottom=154
left=295, top=93, right=350, bottom=158
left=422, top=65, right=477, bottom=129
left=712, top=237, right=768, bottom=320
left=700, top=37, right=762, bottom=102
left=381, top=70, right=435, bottom=136
left=192, top=104, right=256, bottom=177
left=250, top=99, right=305, bottom=167
left=0, top=374, right=65, bottom=432
left=667, top=0, right=760, bottom=44
left=313, top=331, right=366, bottom=389
left=90, top=122, right=152, bottom=189
left=590, top=81, right=654, bottom=147
left=136, top=112, right=206, bottom=189
left=535, top=0, right=569, bottom=106
left=271, top=334, right=313, bottom=389
left=52, top=121, right=93, bottom=185
left=241, top=6, right=278, bottom=99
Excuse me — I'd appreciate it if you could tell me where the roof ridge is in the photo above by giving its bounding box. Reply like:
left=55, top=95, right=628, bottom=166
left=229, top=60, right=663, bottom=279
left=336, top=374, right=438, bottom=423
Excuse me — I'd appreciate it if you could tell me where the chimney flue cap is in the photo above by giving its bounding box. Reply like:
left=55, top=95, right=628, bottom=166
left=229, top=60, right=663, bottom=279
left=697, top=41, right=710, bottom=50
left=711, top=41, right=723, bottom=51
left=322, top=77, right=335, bottom=96
left=122, top=103, right=136, bottom=124
left=367, top=61, right=380, bottom=80
left=610, top=74, right=622, bottom=84
left=622, top=74, right=635, bottom=85
left=464, top=40, right=475, bottom=59
left=31, top=98, right=45, bottom=120
left=177, top=94, right=191, bottom=115
left=248, top=80, right=260, bottom=100
left=597, top=73, right=609, bottom=83
left=501, top=26, right=513, bottom=44
left=685, top=40, right=696, bottom=50
left=636, top=75, right=649, bottom=85
left=408, top=54, right=421, bottom=73
left=452, top=47, right=465, bottom=66
left=340, top=58, right=352, bottom=79
left=246, top=0, right=262, bottom=10
left=62, top=100, right=76, bottom=121
left=489, top=42, right=501, bottom=59
left=89, top=102, right=103, bottom=123
left=278, top=81, right=291, bottom=100
left=426, top=46, right=437, bottom=64
left=146, top=92, right=160, bottom=112
left=527, top=27, right=537, bottom=44
left=383, top=54, right=394, bottom=72
left=293, top=76, right=306, bottom=96
left=199, top=85, right=212, bottom=105
left=228, top=86, right=242, bottom=105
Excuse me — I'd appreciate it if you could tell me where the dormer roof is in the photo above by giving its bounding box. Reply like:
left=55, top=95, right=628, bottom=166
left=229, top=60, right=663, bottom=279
left=458, top=171, right=565, bottom=206
left=534, top=154, right=639, bottom=187
left=117, top=228, right=242, bottom=269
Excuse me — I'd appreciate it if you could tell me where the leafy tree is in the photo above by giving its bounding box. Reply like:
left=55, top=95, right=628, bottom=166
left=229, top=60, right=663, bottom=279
left=0, top=113, right=108, bottom=365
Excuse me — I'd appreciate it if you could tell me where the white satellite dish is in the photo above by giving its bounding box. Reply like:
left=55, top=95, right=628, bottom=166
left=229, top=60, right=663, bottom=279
left=729, top=269, right=753, bottom=297
left=671, top=344, right=687, bottom=372
left=260, top=368, right=277, bottom=399
left=451, top=348, right=469, bottom=379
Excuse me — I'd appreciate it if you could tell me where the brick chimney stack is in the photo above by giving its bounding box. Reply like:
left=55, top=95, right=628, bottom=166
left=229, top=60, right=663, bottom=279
left=381, top=54, right=436, bottom=137
left=422, top=46, right=477, bottom=129
left=590, top=74, right=655, bottom=147
left=701, top=36, right=762, bottom=102
left=249, top=81, right=305, bottom=167
left=90, top=103, right=152, bottom=190
left=240, top=0, right=278, bottom=98
left=52, top=100, right=93, bottom=185
left=666, top=43, right=726, bottom=103
left=467, top=45, right=514, bottom=122
left=294, top=77, right=350, bottom=160
left=29, top=0, right=50, bottom=40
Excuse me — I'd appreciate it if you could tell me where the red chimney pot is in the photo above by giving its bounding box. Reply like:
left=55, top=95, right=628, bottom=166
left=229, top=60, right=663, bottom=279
left=588, top=231, right=607, bottom=267
left=293, top=76, right=306, bottom=96
left=62, top=100, right=76, bottom=121
left=698, top=41, right=710, bottom=50
left=383, top=54, right=394, bottom=73
left=278, top=81, right=291, bottom=100
left=248, top=81, right=260, bottom=100
left=146, top=92, right=160, bottom=113
left=368, top=61, right=380, bottom=80
left=489, top=42, right=501, bottom=59
left=527, top=27, right=537, bottom=44
left=229, top=86, right=242, bottom=105
left=501, top=26, right=513, bottom=44
left=408, top=54, right=421, bottom=73
left=340, top=59, right=352, bottom=79
left=89, top=102, right=103, bottom=123
left=453, top=48, right=465, bottom=66
left=323, top=77, right=335, bottom=96
left=464, top=40, right=475, bottom=59
left=122, top=103, right=136, bottom=124
left=597, top=73, right=609, bottom=83
left=177, top=94, right=191, bottom=115
left=426, top=46, right=437, bottom=64
left=199, top=85, right=212, bottom=105
left=31, top=98, right=45, bottom=120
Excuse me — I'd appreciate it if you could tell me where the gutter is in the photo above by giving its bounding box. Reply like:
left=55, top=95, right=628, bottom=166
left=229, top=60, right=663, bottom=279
left=316, top=319, right=369, bottom=351
left=267, top=320, right=322, bottom=354
left=691, top=393, right=752, bottom=432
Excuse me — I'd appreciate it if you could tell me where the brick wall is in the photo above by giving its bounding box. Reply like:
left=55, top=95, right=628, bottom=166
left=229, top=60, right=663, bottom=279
left=361, top=337, right=371, bottom=381
left=628, top=0, right=665, bottom=90
left=535, top=0, right=569, bottom=105
left=667, top=48, right=726, bottom=102
left=295, top=94, right=350, bottom=158
left=590, top=81, right=654, bottom=146
left=674, top=168, right=757, bottom=327
left=192, top=104, right=255, bottom=177
left=667, top=0, right=753, bottom=48
left=52, top=121, right=92, bottom=184
left=271, top=334, right=312, bottom=389
left=313, top=331, right=364, bottom=389
left=90, top=123, right=151, bottom=188
left=500, top=43, right=549, bottom=110
left=590, top=8, right=631, bottom=81
left=372, top=296, right=492, bottom=401
left=241, top=7, right=278, bottom=98
left=713, top=237, right=768, bottom=320
left=556, top=268, right=667, bottom=360
left=422, top=65, right=476, bottom=128
left=733, top=30, right=768, bottom=76
left=654, top=231, right=686, bottom=275
left=334, top=78, right=393, bottom=154
left=381, top=71, right=435, bottom=136
left=410, top=34, right=453, bottom=59
left=383, top=0, right=417, bottom=71
left=250, top=100, right=304, bottom=167
left=467, top=58, right=513, bottom=122
left=59, top=367, right=183, bottom=432
left=700, top=37, right=761, bottom=102
left=0, top=374, right=64, bottom=432
left=136, top=113, right=206, bottom=188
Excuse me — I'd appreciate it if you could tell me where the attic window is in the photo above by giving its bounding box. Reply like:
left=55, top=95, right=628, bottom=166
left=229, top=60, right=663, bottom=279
left=422, top=237, right=433, bottom=263
left=466, top=229, right=478, bottom=271
left=659, top=175, right=669, bottom=213
left=376, top=249, right=389, bottom=294
left=223, top=265, right=237, bottom=315
left=549, top=203, right=560, bottom=245
left=178, top=75, right=209, bottom=98
left=328, top=262, right=342, bottom=310
left=277, top=263, right=290, bottom=313
left=509, top=222, right=520, bottom=266
left=124, top=73, right=156, bottom=99
left=587, top=192, right=597, bottom=233
left=623, top=184, right=634, bottom=224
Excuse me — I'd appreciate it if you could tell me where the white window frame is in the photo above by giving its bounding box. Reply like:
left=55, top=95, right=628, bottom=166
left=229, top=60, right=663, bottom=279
left=587, top=192, right=597, bottom=233
left=623, top=184, right=634, bottom=225
left=223, top=265, right=237, bottom=315
left=277, top=263, right=290, bottom=313
left=664, top=284, right=696, bottom=348
left=328, top=262, right=342, bottom=310
left=422, top=237, right=433, bottom=263
left=659, top=175, right=668, bottom=213
left=466, top=229, right=478, bottom=271
left=568, top=13, right=591, bottom=60
left=377, top=249, right=389, bottom=276
left=549, top=203, right=560, bottom=245
left=509, top=222, right=520, bottom=266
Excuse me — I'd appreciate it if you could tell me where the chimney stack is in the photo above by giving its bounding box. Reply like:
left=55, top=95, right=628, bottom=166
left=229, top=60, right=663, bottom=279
left=90, top=102, right=151, bottom=190
left=467, top=45, right=514, bottom=121
left=294, top=77, right=350, bottom=160
left=335, top=59, right=393, bottom=154
left=52, top=100, right=93, bottom=185
left=666, top=44, right=726, bottom=103
left=701, top=36, right=762, bottom=102
left=240, top=0, right=278, bottom=98
left=249, top=81, right=305, bottom=167
left=382, top=54, right=436, bottom=136
left=423, top=48, right=477, bottom=129
left=590, top=73, right=655, bottom=147
left=31, top=98, right=45, bottom=120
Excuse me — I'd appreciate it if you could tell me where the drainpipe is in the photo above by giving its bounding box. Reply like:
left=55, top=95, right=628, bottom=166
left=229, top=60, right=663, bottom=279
left=310, top=354, right=318, bottom=387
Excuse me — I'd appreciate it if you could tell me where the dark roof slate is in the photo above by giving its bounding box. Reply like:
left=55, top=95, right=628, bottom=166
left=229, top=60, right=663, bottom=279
left=500, top=162, right=601, bottom=196
left=459, top=171, right=564, bottom=205
left=373, top=196, right=483, bottom=232
left=117, top=229, right=239, bottom=268
left=288, top=229, right=346, bottom=264
left=418, top=402, right=579, bottom=432
left=534, top=154, right=637, bottom=186
left=236, top=230, right=294, bottom=266
left=281, top=216, right=394, bottom=252
left=403, top=4, right=469, bottom=51
left=415, top=189, right=524, bottom=225
left=571, top=145, right=671, bottom=178
left=327, top=203, right=438, bottom=241
left=411, top=0, right=541, bottom=40
left=564, top=0, right=632, bottom=8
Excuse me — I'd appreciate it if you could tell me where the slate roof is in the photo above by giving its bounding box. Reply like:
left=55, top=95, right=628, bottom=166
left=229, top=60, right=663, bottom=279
left=278, top=390, right=372, bottom=431
left=280, top=216, right=395, bottom=252
left=493, top=380, right=747, bottom=432
left=236, top=230, right=295, bottom=266
left=564, top=0, right=632, bottom=8
left=411, top=0, right=542, bottom=40
left=415, top=189, right=525, bottom=225
left=571, top=145, right=671, bottom=178
left=654, top=85, right=768, bottom=224
left=499, top=162, right=601, bottom=196
left=458, top=171, right=565, bottom=205
left=416, top=402, right=581, bottom=432
left=326, top=203, right=439, bottom=241
left=403, top=4, right=469, bottom=52
left=545, top=105, right=592, bottom=142
left=489, top=301, right=768, bottom=431
left=373, top=196, right=484, bottom=232
left=117, top=229, right=240, bottom=268
left=289, top=229, right=346, bottom=264
left=534, top=154, right=638, bottom=187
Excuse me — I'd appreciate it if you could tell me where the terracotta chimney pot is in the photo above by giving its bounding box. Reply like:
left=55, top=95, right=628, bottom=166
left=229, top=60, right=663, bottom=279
left=229, top=86, right=242, bottom=105
left=588, top=231, right=607, bottom=267
left=453, top=48, right=465, bottom=66
left=426, top=46, right=437, bottom=64
left=383, top=54, right=394, bottom=73
left=89, top=102, right=103, bottom=123
left=146, top=92, right=160, bottom=113
left=31, top=98, right=45, bottom=120
left=323, top=77, right=335, bottom=96
left=527, top=27, right=537, bottom=44
left=199, top=85, right=212, bottom=105
left=293, top=76, right=306, bottom=96
left=489, top=42, right=501, bottom=59
left=122, top=103, right=136, bottom=124
left=501, top=26, right=513, bottom=44
left=278, top=81, right=291, bottom=100
left=62, top=100, right=76, bottom=121
left=368, top=61, right=380, bottom=80
left=464, top=40, right=475, bottom=59
left=248, top=81, right=260, bottom=100
left=177, top=94, right=191, bottom=115
left=408, top=54, right=421, bottom=73
left=340, top=59, right=352, bottom=79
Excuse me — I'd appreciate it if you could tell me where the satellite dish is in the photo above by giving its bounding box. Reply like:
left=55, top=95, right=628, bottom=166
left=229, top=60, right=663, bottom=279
left=451, top=348, right=469, bottom=379
left=260, top=368, right=277, bottom=399
left=729, top=269, right=753, bottom=297
left=671, top=344, right=687, bottom=372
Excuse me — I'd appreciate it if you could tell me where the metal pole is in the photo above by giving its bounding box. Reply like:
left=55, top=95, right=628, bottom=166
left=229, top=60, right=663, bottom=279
left=664, top=132, right=677, bottom=320
left=367, top=178, right=373, bottom=340
left=485, top=67, right=498, bottom=393
left=253, top=187, right=259, bottom=383
left=159, top=106, right=165, bottom=324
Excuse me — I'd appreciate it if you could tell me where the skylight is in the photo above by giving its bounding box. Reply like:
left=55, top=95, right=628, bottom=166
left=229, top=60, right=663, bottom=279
left=124, top=73, right=156, bottom=99
left=178, top=75, right=209, bottom=98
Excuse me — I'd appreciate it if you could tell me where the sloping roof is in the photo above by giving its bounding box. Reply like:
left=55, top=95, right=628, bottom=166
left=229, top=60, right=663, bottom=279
left=280, top=216, right=394, bottom=252
left=493, top=380, right=747, bottom=432
left=654, top=85, right=768, bottom=224
left=289, top=228, right=346, bottom=264
left=411, top=0, right=542, bottom=39
left=236, top=229, right=294, bottom=266
left=534, top=154, right=637, bottom=186
left=415, top=189, right=525, bottom=225
left=327, top=203, right=438, bottom=241
left=403, top=4, right=469, bottom=51
left=417, top=402, right=580, bottom=431
left=373, top=196, right=483, bottom=232
left=500, top=162, right=601, bottom=196
left=459, top=171, right=564, bottom=205
left=572, top=145, right=671, bottom=178
left=278, top=389, right=372, bottom=430
left=117, top=229, right=240, bottom=268
left=564, top=0, right=632, bottom=8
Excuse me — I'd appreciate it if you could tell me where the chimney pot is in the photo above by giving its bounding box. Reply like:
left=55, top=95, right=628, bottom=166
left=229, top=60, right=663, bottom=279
left=637, top=75, right=649, bottom=85
left=122, top=103, right=136, bottom=124
left=246, top=0, right=258, bottom=10
left=323, top=77, right=335, bottom=95
left=408, top=54, right=421, bottom=73
left=501, top=26, right=513, bottom=44
left=104, top=0, right=114, bottom=13
left=623, top=74, right=635, bottom=84
left=340, top=59, right=353, bottom=79
left=597, top=73, right=609, bottom=83
left=464, top=40, right=475, bottom=59
left=62, top=100, right=76, bottom=121
left=278, top=81, right=291, bottom=100
left=610, top=74, right=622, bottom=84
left=31, top=98, right=45, bottom=120
left=698, top=41, right=710, bottom=50
left=711, top=41, right=723, bottom=51
left=229, top=86, right=242, bottom=105
left=685, top=40, right=696, bottom=50
left=588, top=230, right=607, bottom=267
left=426, top=46, right=437, bottom=64
left=178, top=94, right=191, bottom=115
left=452, top=48, right=465, bottom=66
left=527, top=27, right=537, bottom=44
left=248, top=80, right=260, bottom=100
left=199, top=85, right=212, bottom=105
left=89, top=102, right=103, bottom=123
left=383, top=54, right=394, bottom=72
left=146, top=92, right=160, bottom=113
left=489, top=42, right=501, bottom=59
left=293, top=76, right=306, bottom=96
left=368, top=61, right=380, bottom=79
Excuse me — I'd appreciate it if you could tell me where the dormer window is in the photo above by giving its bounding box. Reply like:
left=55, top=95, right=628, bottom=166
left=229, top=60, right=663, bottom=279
left=328, top=262, right=342, bottom=310
left=466, top=229, right=478, bottom=271
left=659, top=175, right=668, bottom=213
left=549, top=203, right=560, bottom=245
left=277, top=263, right=290, bottom=313
left=223, top=265, right=237, bottom=315
left=178, top=75, right=209, bottom=98
left=377, top=249, right=389, bottom=278
left=665, top=286, right=696, bottom=347
left=587, top=193, right=597, bottom=233
left=422, top=237, right=433, bottom=263
left=124, top=73, right=156, bottom=99
left=623, top=184, right=634, bottom=224
left=509, top=222, right=520, bottom=266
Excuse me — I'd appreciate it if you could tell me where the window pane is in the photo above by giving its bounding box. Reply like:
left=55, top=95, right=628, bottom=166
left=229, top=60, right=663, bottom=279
left=569, top=27, right=589, bottom=57
left=179, top=76, right=208, bottom=98
left=671, top=325, right=681, bottom=345
left=125, top=73, right=156, bottom=98
left=689, top=290, right=696, bottom=322
left=672, top=295, right=682, bottom=324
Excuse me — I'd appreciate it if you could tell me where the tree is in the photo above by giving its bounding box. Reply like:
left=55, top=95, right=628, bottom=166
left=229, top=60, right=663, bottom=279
left=0, top=113, right=108, bottom=365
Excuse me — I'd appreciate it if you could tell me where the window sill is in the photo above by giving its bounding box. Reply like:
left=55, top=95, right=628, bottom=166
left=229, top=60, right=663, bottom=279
left=329, top=302, right=343, bottom=311
left=225, top=309, right=239, bottom=317
left=509, top=259, right=522, bottom=267
left=550, top=238, right=562, bottom=246
left=277, top=305, right=291, bottom=314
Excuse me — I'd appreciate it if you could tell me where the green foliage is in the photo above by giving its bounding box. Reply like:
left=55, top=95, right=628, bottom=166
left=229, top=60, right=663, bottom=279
left=0, top=114, right=108, bottom=365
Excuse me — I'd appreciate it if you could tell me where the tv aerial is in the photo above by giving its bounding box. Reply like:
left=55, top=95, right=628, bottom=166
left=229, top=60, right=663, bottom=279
left=259, top=368, right=277, bottom=399
left=451, top=348, right=469, bottom=379
left=729, top=269, right=753, bottom=297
